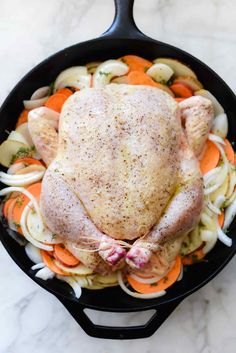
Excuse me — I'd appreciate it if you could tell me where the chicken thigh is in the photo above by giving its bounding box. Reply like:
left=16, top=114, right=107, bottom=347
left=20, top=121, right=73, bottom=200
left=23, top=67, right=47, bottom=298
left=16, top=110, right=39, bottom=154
left=28, top=84, right=213, bottom=270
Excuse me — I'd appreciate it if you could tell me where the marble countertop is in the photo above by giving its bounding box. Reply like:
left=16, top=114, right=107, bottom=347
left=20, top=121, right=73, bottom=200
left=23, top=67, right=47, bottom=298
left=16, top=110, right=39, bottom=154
left=0, top=0, right=236, bottom=352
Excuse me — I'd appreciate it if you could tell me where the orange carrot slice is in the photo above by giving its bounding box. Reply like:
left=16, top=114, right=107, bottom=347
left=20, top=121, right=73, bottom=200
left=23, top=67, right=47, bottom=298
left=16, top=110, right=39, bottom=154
left=200, top=140, right=220, bottom=175
left=3, top=197, right=15, bottom=218
left=54, top=244, right=80, bottom=267
left=44, top=93, right=69, bottom=113
left=41, top=250, right=70, bottom=276
left=127, top=256, right=181, bottom=294
left=12, top=183, right=42, bottom=233
left=14, top=157, right=43, bottom=166
left=16, top=109, right=29, bottom=128
left=170, top=83, right=193, bottom=98
left=119, top=55, right=152, bottom=72
left=175, top=97, right=186, bottom=103
left=218, top=213, right=224, bottom=228
left=182, top=248, right=205, bottom=266
left=126, top=71, right=160, bottom=87
left=55, top=88, right=73, bottom=97
left=224, top=139, right=234, bottom=164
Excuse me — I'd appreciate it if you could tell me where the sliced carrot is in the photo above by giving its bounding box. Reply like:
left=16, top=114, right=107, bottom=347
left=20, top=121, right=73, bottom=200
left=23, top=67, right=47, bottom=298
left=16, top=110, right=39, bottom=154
left=41, top=250, right=70, bottom=276
left=44, top=93, right=69, bottom=113
left=54, top=244, right=80, bottom=267
left=218, top=213, right=224, bottom=228
left=224, top=139, right=235, bottom=164
left=14, top=157, right=43, bottom=166
left=199, top=140, right=220, bottom=175
left=16, top=109, right=29, bottom=128
left=12, top=183, right=42, bottom=233
left=182, top=248, right=205, bottom=266
left=175, top=97, right=186, bottom=103
left=127, top=256, right=181, bottom=294
left=55, top=88, right=73, bottom=97
left=170, top=83, right=193, bottom=98
left=3, top=197, right=15, bottom=218
left=119, top=55, right=152, bottom=72
left=126, top=71, right=160, bottom=87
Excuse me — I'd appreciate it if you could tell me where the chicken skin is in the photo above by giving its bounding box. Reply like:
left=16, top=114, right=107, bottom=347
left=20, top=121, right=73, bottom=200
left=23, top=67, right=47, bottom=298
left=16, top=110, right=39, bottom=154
left=28, top=84, right=213, bottom=270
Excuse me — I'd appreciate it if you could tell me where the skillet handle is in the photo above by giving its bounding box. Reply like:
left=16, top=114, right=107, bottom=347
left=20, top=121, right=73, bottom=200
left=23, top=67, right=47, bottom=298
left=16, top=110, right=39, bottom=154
left=102, top=0, right=146, bottom=39
left=57, top=296, right=182, bottom=339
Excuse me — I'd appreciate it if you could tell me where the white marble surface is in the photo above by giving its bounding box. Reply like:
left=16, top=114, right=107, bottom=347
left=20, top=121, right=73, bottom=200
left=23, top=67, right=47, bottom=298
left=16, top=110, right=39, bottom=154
left=0, top=0, right=236, bottom=352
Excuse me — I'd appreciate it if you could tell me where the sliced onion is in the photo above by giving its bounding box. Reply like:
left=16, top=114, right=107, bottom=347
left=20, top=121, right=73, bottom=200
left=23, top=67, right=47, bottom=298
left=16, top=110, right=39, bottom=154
left=208, top=133, right=226, bottom=146
left=7, top=162, right=25, bottom=175
left=0, top=170, right=45, bottom=186
left=35, top=267, right=54, bottom=280
left=27, top=209, right=61, bottom=244
left=8, top=130, right=30, bottom=146
left=93, top=60, right=129, bottom=87
left=15, top=164, right=45, bottom=175
left=217, top=224, right=232, bottom=247
left=31, top=262, right=45, bottom=270
left=54, top=260, right=93, bottom=275
left=212, top=113, right=228, bottom=138
left=117, top=272, right=166, bottom=299
left=20, top=204, right=53, bottom=251
left=23, top=97, right=48, bottom=110
left=25, top=243, right=42, bottom=264
left=31, top=86, right=49, bottom=100
left=7, top=198, right=18, bottom=232
left=57, top=276, right=82, bottom=299
left=16, top=123, right=34, bottom=147
left=146, top=63, right=174, bottom=83
left=203, top=232, right=218, bottom=254
left=177, top=265, right=183, bottom=282
left=200, top=229, right=215, bottom=242
left=54, top=66, right=90, bottom=91
left=224, top=198, right=236, bottom=230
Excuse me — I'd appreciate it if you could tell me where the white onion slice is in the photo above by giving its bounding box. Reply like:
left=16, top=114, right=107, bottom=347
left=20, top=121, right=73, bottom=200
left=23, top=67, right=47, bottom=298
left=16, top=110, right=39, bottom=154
left=23, top=97, right=48, bottom=110
left=16, top=123, right=34, bottom=147
left=7, top=162, right=25, bottom=175
left=54, top=66, right=90, bottom=91
left=208, top=133, right=226, bottom=146
left=200, top=230, right=215, bottom=242
left=27, top=209, right=61, bottom=244
left=212, top=113, right=228, bottom=138
left=117, top=272, right=166, bottom=299
left=0, top=170, right=45, bottom=186
left=93, top=60, right=129, bottom=87
left=25, top=243, right=42, bottom=264
left=54, top=260, right=93, bottom=275
left=224, top=198, right=236, bottom=230
left=31, top=262, right=45, bottom=270
left=35, top=267, right=54, bottom=280
left=7, top=131, right=30, bottom=146
left=146, top=63, right=174, bottom=83
left=177, top=265, right=183, bottom=282
left=31, top=86, right=49, bottom=100
left=57, top=276, right=82, bottom=299
left=20, top=203, right=53, bottom=251
left=217, top=224, right=232, bottom=247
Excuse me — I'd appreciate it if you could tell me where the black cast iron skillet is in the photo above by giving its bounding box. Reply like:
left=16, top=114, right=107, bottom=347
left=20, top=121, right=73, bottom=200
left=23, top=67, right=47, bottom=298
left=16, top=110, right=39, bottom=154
left=0, top=0, right=236, bottom=340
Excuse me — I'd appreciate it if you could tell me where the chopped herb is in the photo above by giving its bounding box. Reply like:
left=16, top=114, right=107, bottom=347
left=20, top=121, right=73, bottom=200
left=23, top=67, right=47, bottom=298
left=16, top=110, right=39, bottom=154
left=163, top=276, right=169, bottom=283
left=120, top=58, right=127, bottom=63
left=54, top=168, right=59, bottom=173
left=48, top=81, right=55, bottom=96
left=158, top=79, right=167, bottom=85
left=150, top=282, right=158, bottom=287
left=99, top=71, right=111, bottom=77
left=16, top=196, right=24, bottom=207
left=51, top=233, right=57, bottom=240
left=13, top=221, right=21, bottom=229
left=11, top=146, right=35, bottom=164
